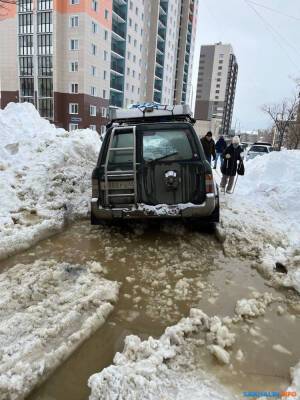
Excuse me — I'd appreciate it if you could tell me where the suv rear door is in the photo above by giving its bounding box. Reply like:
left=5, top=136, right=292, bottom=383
left=136, top=123, right=206, bottom=205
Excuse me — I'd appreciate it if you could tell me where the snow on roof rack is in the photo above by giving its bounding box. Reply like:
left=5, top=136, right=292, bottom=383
left=107, top=103, right=195, bottom=127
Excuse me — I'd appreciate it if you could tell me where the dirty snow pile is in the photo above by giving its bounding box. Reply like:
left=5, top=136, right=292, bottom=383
left=0, top=259, right=119, bottom=400
left=220, top=150, right=300, bottom=293
left=88, top=308, right=238, bottom=400
left=0, top=102, right=101, bottom=260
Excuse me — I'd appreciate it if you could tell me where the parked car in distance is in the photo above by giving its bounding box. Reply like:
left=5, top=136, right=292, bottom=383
left=91, top=104, right=220, bottom=225
left=246, top=142, right=274, bottom=161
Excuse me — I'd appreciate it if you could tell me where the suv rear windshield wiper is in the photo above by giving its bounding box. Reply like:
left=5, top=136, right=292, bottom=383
left=147, top=152, right=179, bottom=163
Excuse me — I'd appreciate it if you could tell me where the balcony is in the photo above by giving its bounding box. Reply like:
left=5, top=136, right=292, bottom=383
left=160, top=0, right=168, bottom=14
left=154, top=91, right=162, bottom=103
left=110, top=75, right=124, bottom=92
left=157, top=40, right=164, bottom=54
left=158, top=27, right=166, bottom=40
left=111, top=59, right=124, bottom=75
left=110, top=90, right=123, bottom=108
left=112, top=3, right=127, bottom=22
left=154, top=78, right=162, bottom=92
left=159, top=13, right=167, bottom=27
left=112, top=20, right=126, bottom=39
left=111, top=38, right=125, bottom=58
left=156, top=53, right=164, bottom=67
left=155, top=65, right=163, bottom=79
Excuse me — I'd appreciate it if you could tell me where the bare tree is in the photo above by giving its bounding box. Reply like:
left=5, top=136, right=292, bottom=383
left=286, top=121, right=300, bottom=149
left=0, top=0, right=17, bottom=16
left=262, top=96, right=299, bottom=150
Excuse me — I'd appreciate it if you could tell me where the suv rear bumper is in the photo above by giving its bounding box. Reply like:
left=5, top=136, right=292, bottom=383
left=91, top=193, right=217, bottom=220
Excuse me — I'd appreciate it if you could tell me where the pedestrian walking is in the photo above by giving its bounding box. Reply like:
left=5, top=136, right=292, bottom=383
left=214, top=135, right=227, bottom=169
left=201, top=131, right=216, bottom=165
left=220, top=136, right=244, bottom=193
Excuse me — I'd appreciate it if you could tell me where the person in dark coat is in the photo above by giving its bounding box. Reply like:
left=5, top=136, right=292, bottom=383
left=201, top=131, right=216, bottom=164
left=214, top=135, right=227, bottom=169
left=220, top=136, right=243, bottom=193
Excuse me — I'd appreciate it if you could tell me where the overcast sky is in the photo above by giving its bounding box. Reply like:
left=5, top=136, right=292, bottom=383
left=192, top=0, right=300, bottom=131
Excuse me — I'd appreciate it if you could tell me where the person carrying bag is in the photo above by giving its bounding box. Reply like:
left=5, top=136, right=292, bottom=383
left=220, top=136, right=244, bottom=193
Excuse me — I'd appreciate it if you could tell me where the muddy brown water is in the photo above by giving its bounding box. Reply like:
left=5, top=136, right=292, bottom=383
left=0, top=220, right=299, bottom=400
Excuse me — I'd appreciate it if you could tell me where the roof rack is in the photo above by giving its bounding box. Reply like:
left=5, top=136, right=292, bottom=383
left=107, top=103, right=195, bottom=128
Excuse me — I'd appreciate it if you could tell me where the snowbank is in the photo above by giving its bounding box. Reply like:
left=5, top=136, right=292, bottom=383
left=0, top=102, right=101, bottom=260
left=0, top=259, right=119, bottom=400
left=88, top=308, right=237, bottom=400
left=220, top=150, right=300, bottom=294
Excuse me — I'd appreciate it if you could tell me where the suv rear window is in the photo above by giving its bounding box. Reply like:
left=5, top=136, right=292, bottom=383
left=249, top=145, right=269, bottom=153
left=142, top=129, right=194, bottom=162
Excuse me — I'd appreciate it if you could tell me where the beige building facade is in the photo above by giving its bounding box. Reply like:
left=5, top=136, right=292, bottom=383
left=0, top=0, right=198, bottom=132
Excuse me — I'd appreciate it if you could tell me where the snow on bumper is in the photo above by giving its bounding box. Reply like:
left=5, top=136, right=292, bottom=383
left=0, top=260, right=120, bottom=400
left=91, top=194, right=216, bottom=220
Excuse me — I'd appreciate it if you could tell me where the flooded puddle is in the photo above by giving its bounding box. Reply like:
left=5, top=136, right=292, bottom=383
left=0, top=220, right=299, bottom=400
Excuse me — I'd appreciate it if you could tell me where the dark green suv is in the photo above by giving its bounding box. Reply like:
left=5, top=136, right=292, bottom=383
left=91, top=105, right=219, bottom=224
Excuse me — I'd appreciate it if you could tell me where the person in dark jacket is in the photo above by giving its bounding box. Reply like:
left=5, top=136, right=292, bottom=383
left=201, top=131, right=216, bottom=164
left=214, top=135, right=227, bottom=169
left=220, top=136, right=243, bottom=193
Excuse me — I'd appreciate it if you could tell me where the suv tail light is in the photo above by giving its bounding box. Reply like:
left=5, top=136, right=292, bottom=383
left=205, top=174, right=214, bottom=193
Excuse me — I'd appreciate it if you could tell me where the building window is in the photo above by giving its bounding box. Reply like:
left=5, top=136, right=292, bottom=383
left=90, top=86, right=97, bottom=96
left=103, top=89, right=106, bottom=99
left=70, top=61, right=78, bottom=72
left=37, top=12, right=53, bottom=33
left=218, top=66, right=222, bottom=70
left=38, top=34, right=52, bottom=55
left=129, top=18, right=132, bottom=27
left=104, top=9, right=109, bottom=19
left=135, top=6, right=138, bottom=15
left=103, top=70, right=107, bottom=80
left=90, top=105, right=97, bottom=116
left=101, top=107, right=107, bottom=117
left=127, top=67, right=130, bottom=75
left=70, top=0, right=79, bottom=4
left=69, top=123, right=79, bottom=131
left=20, top=77, right=34, bottom=97
left=38, top=0, right=53, bottom=10
left=104, top=50, right=108, bottom=61
left=38, top=77, right=53, bottom=97
left=70, top=39, right=79, bottom=50
left=19, top=0, right=33, bottom=12
left=132, top=85, right=134, bottom=92
left=216, top=84, right=220, bottom=88
left=134, top=39, right=137, bottom=47
left=90, top=125, right=97, bottom=130
left=104, top=30, right=108, bottom=40
left=19, top=13, right=33, bottom=34
left=19, top=35, right=33, bottom=56
left=215, top=96, right=219, bottom=100
left=134, top=23, right=137, bottom=32
left=70, top=83, right=79, bottom=93
left=129, top=1, right=133, bottom=9
left=91, top=43, right=97, bottom=55
left=69, top=15, right=79, bottom=27
left=19, top=56, right=33, bottom=76
left=215, top=90, right=220, bottom=94
left=101, top=125, right=106, bottom=135
left=92, top=0, right=98, bottom=12
left=133, top=55, right=136, bottom=62
left=69, top=103, right=79, bottom=114
left=132, top=70, right=135, bottom=77
left=90, top=65, right=96, bottom=76
left=127, top=51, right=130, bottom=60
left=217, top=72, right=222, bottom=76
left=92, top=21, right=98, bottom=33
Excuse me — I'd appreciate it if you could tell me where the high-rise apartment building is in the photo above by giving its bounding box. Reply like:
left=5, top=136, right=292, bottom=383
left=194, top=42, right=238, bottom=136
left=0, top=0, right=198, bottom=132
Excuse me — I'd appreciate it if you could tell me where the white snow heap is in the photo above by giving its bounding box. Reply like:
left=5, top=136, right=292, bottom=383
left=235, top=292, right=276, bottom=318
left=0, top=259, right=120, bottom=400
left=220, top=150, right=300, bottom=294
left=88, top=308, right=237, bottom=400
left=0, top=102, right=101, bottom=260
